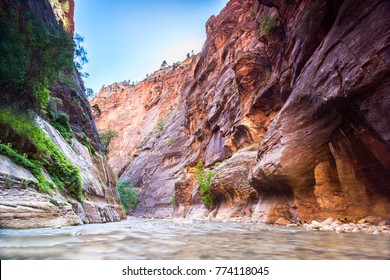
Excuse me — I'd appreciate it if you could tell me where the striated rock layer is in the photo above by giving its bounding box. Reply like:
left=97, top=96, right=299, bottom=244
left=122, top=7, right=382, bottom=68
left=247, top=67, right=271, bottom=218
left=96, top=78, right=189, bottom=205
left=92, top=0, right=390, bottom=224
left=0, top=118, right=125, bottom=229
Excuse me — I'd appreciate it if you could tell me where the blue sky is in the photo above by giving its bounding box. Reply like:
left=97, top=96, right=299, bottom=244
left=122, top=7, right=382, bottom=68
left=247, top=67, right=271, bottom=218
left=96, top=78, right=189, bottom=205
left=74, top=0, right=229, bottom=93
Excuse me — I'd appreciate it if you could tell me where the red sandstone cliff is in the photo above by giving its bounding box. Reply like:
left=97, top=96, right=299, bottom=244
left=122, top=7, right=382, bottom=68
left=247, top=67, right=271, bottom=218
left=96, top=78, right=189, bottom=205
left=92, top=0, right=390, bottom=224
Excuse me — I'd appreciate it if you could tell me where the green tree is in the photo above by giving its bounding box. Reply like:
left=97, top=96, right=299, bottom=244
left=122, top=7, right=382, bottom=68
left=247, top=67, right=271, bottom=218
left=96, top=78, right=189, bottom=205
left=73, top=33, right=89, bottom=78
left=0, top=1, right=74, bottom=112
left=160, top=60, right=168, bottom=69
left=116, top=178, right=138, bottom=214
left=73, top=34, right=88, bottom=70
left=86, top=88, right=95, bottom=99
left=99, top=129, right=119, bottom=153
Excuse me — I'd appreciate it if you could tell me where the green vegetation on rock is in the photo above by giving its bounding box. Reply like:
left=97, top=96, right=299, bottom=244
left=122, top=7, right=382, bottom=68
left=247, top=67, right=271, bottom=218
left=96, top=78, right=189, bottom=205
left=194, top=161, right=215, bottom=208
left=166, top=136, right=174, bottom=147
left=259, top=15, right=278, bottom=36
left=50, top=112, right=74, bottom=142
left=99, top=129, right=119, bottom=154
left=80, top=133, right=95, bottom=155
left=47, top=97, right=75, bottom=143
left=171, top=195, right=177, bottom=209
left=116, top=178, right=138, bottom=214
left=156, top=121, right=164, bottom=132
left=0, top=143, right=53, bottom=193
left=50, top=198, right=59, bottom=206
left=0, top=109, right=83, bottom=201
left=234, top=143, right=259, bottom=154
left=0, top=0, right=74, bottom=112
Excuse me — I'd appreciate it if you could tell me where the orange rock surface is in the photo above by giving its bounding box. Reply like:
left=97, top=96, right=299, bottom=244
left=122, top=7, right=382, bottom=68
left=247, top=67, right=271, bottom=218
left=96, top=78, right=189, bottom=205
left=92, top=0, right=390, bottom=224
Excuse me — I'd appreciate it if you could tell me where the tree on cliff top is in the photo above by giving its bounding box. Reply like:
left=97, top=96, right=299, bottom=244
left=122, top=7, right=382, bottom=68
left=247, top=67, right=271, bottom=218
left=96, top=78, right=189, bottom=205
left=160, top=60, right=168, bottom=69
left=86, top=88, right=95, bottom=100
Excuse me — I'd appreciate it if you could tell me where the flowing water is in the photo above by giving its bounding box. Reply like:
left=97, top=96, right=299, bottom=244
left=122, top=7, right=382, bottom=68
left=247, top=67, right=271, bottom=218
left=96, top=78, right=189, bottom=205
left=0, top=218, right=389, bottom=260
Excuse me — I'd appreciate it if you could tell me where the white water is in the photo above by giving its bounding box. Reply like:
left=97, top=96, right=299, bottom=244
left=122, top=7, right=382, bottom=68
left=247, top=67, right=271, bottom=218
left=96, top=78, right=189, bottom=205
left=0, top=218, right=389, bottom=259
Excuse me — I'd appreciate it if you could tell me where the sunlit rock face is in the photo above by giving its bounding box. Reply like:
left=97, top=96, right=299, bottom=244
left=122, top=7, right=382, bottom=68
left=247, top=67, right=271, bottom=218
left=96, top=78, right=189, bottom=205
left=92, top=0, right=390, bottom=224
left=0, top=119, right=125, bottom=229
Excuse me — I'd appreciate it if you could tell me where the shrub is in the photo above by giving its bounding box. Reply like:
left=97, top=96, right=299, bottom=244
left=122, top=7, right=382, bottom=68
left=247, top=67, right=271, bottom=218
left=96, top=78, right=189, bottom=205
left=4, top=174, right=14, bottom=187
left=166, top=136, right=174, bottom=147
left=47, top=96, right=63, bottom=118
left=160, top=60, right=168, bottom=69
left=194, top=161, right=215, bottom=208
left=50, top=198, right=59, bottom=206
left=86, top=88, right=95, bottom=100
left=80, top=133, right=95, bottom=155
left=99, top=129, right=119, bottom=153
left=155, top=121, right=164, bottom=132
left=73, top=33, right=88, bottom=73
left=50, top=112, right=73, bottom=142
left=116, top=178, right=138, bottom=214
left=171, top=195, right=177, bottom=208
left=259, top=15, right=278, bottom=36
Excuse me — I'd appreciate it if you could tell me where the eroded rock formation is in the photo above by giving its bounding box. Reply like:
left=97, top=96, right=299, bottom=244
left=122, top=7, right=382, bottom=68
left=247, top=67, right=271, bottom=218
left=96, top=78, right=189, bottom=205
left=92, top=0, right=390, bottom=224
left=0, top=119, right=124, bottom=228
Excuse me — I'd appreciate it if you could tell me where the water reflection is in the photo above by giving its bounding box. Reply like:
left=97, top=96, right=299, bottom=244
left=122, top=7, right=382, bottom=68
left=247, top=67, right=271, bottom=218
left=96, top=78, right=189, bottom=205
left=0, top=218, right=389, bottom=259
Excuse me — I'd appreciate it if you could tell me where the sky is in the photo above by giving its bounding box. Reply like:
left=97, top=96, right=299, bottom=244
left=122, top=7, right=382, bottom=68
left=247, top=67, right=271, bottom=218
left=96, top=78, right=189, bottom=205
left=74, top=0, right=229, bottom=93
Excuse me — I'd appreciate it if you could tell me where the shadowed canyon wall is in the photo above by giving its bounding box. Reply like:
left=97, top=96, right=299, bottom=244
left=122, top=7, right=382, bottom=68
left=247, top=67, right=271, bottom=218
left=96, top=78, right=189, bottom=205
left=0, top=0, right=125, bottom=228
left=92, top=0, right=390, bottom=224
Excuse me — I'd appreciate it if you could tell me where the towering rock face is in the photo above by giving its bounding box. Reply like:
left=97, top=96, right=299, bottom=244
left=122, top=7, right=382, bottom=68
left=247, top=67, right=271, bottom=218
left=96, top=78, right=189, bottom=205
left=25, top=0, right=101, bottom=147
left=250, top=0, right=390, bottom=222
left=47, top=0, right=101, bottom=148
left=92, top=0, right=390, bottom=223
left=0, top=0, right=125, bottom=228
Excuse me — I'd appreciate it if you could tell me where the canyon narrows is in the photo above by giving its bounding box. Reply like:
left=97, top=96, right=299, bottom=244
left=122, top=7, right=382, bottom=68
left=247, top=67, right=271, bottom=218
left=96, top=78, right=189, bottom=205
left=92, top=0, right=390, bottom=225
left=0, top=0, right=389, bottom=231
left=1, top=0, right=390, bottom=264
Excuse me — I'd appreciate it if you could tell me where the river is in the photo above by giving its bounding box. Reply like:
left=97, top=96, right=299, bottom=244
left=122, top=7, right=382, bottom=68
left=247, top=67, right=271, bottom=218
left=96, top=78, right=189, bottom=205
left=0, top=218, right=389, bottom=259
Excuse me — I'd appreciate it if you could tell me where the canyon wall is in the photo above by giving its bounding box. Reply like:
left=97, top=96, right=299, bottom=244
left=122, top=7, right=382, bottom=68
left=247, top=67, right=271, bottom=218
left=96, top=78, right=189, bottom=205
left=0, top=118, right=124, bottom=228
left=0, top=0, right=125, bottom=228
left=92, top=0, right=390, bottom=224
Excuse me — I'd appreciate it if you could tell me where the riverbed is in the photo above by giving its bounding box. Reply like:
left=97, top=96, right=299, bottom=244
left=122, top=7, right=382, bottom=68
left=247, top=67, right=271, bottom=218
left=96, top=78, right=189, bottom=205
left=1, top=218, right=389, bottom=259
